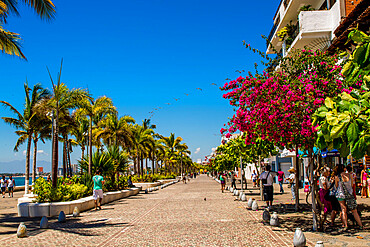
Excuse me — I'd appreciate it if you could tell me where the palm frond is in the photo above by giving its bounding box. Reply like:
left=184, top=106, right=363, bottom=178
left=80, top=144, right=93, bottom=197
left=23, top=0, right=55, bottom=20
left=0, top=25, right=26, bottom=59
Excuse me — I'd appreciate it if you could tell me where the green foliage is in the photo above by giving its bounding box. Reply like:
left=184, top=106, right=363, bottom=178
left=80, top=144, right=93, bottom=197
left=211, top=134, right=277, bottom=171
left=341, top=29, right=370, bottom=89
left=33, top=177, right=89, bottom=203
left=313, top=29, right=370, bottom=159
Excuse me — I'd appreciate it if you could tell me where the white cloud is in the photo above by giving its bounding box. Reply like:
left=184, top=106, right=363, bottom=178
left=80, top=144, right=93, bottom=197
left=22, top=150, right=48, bottom=156
left=211, top=147, right=216, bottom=152
left=197, top=159, right=201, bottom=164
left=194, top=147, right=200, bottom=154
left=37, top=150, right=48, bottom=155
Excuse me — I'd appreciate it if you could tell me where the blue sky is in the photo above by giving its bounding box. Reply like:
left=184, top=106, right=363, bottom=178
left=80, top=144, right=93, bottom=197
left=0, top=0, right=279, bottom=172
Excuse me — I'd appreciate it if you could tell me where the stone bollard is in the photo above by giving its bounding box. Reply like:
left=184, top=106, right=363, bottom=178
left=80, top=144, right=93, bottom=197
left=247, top=198, right=253, bottom=208
left=58, top=211, right=66, bottom=223
left=315, top=241, right=324, bottom=247
left=40, top=216, right=48, bottom=229
left=241, top=193, right=246, bottom=201
left=270, top=212, right=279, bottom=226
left=252, top=200, right=258, bottom=211
left=262, top=209, right=270, bottom=223
left=293, top=228, right=306, bottom=247
left=73, top=206, right=80, bottom=217
left=17, top=222, right=27, bottom=238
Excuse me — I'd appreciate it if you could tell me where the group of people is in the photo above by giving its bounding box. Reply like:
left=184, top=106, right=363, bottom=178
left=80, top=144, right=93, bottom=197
left=318, top=164, right=363, bottom=230
left=258, top=163, right=364, bottom=230
left=182, top=173, right=197, bottom=184
left=0, top=175, right=15, bottom=198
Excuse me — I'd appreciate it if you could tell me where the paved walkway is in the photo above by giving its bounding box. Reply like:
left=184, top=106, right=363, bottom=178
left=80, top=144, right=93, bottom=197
left=0, top=174, right=298, bottom=246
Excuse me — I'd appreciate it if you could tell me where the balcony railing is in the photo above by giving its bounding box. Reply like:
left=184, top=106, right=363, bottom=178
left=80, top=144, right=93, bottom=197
left=267, top=23, right=278, bottom=48
left=283, top=0, right=290, bottom=9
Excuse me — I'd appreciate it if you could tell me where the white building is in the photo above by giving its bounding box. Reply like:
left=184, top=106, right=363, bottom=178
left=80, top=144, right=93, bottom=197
left=266, top=0, right=350, bottom=58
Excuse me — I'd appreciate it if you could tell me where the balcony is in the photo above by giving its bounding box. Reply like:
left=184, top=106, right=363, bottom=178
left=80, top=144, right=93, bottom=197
left=267, top=0, right=342, bottom=56
left=266, top=0, right=342, bottom=55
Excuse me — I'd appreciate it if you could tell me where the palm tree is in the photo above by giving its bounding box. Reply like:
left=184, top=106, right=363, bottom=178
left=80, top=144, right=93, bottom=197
left=31, top=110, right=51, bottom=184
left=95, top=113, right=135, bottom=148
left=160, top=133, right=183, bottom=174
left=47, top=63, right=89, bottom=187
left=77, top=96, right=116, bottom=175
left=0, top=82, right=50, bottom=193
left=177, top=143, right=190, bottom=176
left=70, top=114, right=89, bottom=162
left=132, top=125, right=154, bottom=176
left=106, top=145, right=130, bottom=185
left=0, top=0, right=56, bottom=59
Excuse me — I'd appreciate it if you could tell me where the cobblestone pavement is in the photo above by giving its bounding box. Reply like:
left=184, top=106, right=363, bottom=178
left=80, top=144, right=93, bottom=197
left=1, top=175, right=303, bottom=246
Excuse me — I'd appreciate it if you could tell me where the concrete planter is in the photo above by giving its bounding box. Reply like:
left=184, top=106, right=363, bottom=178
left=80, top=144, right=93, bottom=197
left=29, top=203, right=51, bottom=217
left=18, top=187, right=140, bottom=218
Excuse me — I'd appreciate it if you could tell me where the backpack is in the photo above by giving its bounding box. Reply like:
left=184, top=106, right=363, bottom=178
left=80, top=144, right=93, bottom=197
left=261, top=172, right=270, bottom=185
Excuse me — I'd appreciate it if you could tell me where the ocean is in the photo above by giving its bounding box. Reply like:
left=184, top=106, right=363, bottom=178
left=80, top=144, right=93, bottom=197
left=10, top=176, right=47, bottom=186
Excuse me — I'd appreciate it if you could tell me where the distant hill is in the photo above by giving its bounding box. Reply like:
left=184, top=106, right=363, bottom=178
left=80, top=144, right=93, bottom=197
left=0, top=160, right=52, bottom=173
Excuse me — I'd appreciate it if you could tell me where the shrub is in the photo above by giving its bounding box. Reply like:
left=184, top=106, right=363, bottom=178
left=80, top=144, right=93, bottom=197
left=33, top=177, right=89, bottom=203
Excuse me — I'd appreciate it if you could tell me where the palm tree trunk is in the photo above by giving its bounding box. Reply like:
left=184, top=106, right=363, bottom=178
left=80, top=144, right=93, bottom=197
left=88, top=117, right=93, bottom=175
left=67, top=141, right=72, bottom=176
left=137, top=155, right=141, bottom=176
left=63, top=140, right=67, bottom=178
left=145, top=158, right=148, bottom=174
left=80, top=146, right=85, bottom=174
left=140, top=156, right=144, bottom=177
left=25, top=134, right=32, bottom=194
left=52, top=109, right=59, bottom=188
left=32, top=137, right=38, bottom=188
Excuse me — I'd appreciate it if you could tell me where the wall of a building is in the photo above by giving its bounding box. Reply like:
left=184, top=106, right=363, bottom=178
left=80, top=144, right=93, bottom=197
left=345, top=0, right=362, bottom=16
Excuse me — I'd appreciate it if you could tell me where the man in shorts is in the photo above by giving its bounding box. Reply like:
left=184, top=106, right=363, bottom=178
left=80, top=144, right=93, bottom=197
left=92, top=170, right=105, bottom=210
left=7, top=176, right=15, bottom=198
left=259, top=165, right=275, bottom=208
left=1, top=175, right=7, bottom=198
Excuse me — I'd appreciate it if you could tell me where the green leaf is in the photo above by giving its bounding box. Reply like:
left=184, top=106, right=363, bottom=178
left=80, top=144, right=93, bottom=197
left=341, top=92, right=355, bottom=101
left=325, top=97, right=334, bottom=109
left=317, top=106, right=328, bottom=112
left=360, top=99, right=370, bottom=108
left=316, top=135, right=327, bottom=150
left=350, top=104, right=361, bottom=115
left=333, top=138, right=342, bottom=149
left=347, top=122, right=359, bottom=145
left=316, top=111, right=327, bottom=118
left=326, top=112, right=338, bottom=126
left=350, top=90, right=360, bottom=100
left=353, top=44, right=367, bottom=66
left=342, top=61, right=354, bottom=77
left=339, top=141, right=350, bottom=157
left=330, top=121, right=348, bottom=139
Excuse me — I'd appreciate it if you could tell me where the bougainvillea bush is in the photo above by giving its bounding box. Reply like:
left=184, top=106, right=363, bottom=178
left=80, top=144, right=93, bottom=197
left=221, top=49, right=344, bottom=152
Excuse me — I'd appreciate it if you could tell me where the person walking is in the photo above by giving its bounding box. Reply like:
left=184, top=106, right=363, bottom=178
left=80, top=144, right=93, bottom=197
left=230, top=171, right=237, bottom=189
left=220, top=172, right=226, bottom=193
left=288, top=168, right=296, bottom=200
left=259, top=165, right=274, bottom=208
left=251, top=170, right=258, bottom=188
left=335, top=164, right=363, bottom=230
left=360, top=166, right=368, bottom=198
left=92, top=170, right=105, bottom=210
left=318, top=167, right=332, bottom=226
left=277, top=168, right=285, bottom=193
left=1, top=175, right=7, bottom=198
left=7, top=176, right=15, bottom=198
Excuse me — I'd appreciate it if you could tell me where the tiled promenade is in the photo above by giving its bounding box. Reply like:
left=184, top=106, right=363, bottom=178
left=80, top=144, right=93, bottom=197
left=0, top=175, right=295, bottom=246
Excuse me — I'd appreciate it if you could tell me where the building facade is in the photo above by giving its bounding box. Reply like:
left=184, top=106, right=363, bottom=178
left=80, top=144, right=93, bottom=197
left=266, top=0, right=365, bottom=58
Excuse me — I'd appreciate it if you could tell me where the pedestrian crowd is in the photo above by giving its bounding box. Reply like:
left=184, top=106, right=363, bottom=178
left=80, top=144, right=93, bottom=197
left=0, top=175, right=15, bottom=198
left=215, top=163, right=367, bottom=232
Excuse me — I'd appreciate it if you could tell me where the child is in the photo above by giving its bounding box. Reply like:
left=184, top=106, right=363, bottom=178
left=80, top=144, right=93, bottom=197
left=304, top=181, right=310, bottom=194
